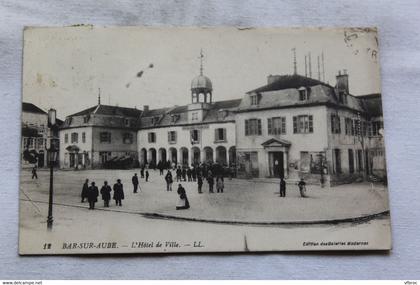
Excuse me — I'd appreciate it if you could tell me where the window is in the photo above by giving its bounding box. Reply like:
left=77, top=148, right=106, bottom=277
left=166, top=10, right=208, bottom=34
left=64, top=133, right=68, bottom=143
left=299, top=87, right=310, bottom=101
left=82, top=132, right=86, bottom=143
left=345, top=118, right=353, bottom=135
left=148, top=132, right=156, bottom=143
left=168, top=131, right=177, bottom=144
left=362, top=121, right=367, bottom=137
left=330, top=114, right=341, bottom=134
left=83, top=116, right=89, bottom=123
left=250, top=94, right=260, bottom=105
left=245, top=119, right=262, bottom=136
left=124, top=119, right=130, bottom=127
left=99, top=152, right=111, bottom=164
left=37, top=138, right=44, bottom=148
left=348, top=149, right=354, bottom=174
left=123, top=133, right=134, bottom=144
left=190, top=130, right=200, bottom=144
left=334, top=149, right=342, bottom=174
left=293, top=115, right=313, bottom=133
left=71, top=132, right=78, bottom=143
left=215, top=128, right=227, bottom=142
left=357, top=150, right=363, bottom=172
left=171, top=114, right=180, bottom=123
left=100, top=132, right=111, bottom=143
left=268, top=117, right=286, bottom=135
left=300, top=152, right=310, bottom=172
left=28, top=138, right=34, bottom=148
left=370, top=121, right=383, bottom=136
left=191, top=112, right=199, bottom=121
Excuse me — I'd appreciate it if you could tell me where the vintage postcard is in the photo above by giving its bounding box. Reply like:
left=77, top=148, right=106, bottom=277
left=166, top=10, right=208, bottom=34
left=19, top=27, right=391, bottom=254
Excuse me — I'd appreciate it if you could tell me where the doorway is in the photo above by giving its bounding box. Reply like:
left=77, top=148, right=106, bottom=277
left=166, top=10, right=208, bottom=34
left=270, top=151, right=284, bottom=178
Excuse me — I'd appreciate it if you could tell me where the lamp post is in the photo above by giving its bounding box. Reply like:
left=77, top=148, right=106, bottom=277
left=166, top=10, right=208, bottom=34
left=47, top=108, right=57, bottom=230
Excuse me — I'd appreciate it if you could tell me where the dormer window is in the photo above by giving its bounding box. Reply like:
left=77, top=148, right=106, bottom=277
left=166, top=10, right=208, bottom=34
left=83, top=115, right=90, bottom=123
left=151, top=116, right=160, bottom=125
left=299, top=87, right=310, bottom=101
left=124, top=118, right=130, bottom=127
left=170, top=114, right=180, bottom=123
left=191, top=112, right=199, bottom=121
left=250, top=93, right=260, bottom=106
left=218, top=110, right=228, bottom=120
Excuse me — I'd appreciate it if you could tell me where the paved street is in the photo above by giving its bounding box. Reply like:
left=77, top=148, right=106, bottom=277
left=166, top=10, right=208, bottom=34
left=20, top=168, right=389, bottom=223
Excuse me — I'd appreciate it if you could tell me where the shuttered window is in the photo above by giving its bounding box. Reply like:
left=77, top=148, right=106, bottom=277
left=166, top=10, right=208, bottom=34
left=268, top=117, right=286, bottom=135
left=245, top=119, right=262, bottom=136
left=215, top=128, right=227, bottom=142
left=168, top=131, right=177, bottom=144
left=293, top=115, right=313, bottom=133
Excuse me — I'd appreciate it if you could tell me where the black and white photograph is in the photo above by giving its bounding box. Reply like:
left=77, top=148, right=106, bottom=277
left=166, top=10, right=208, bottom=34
left=19, top=26, right=391, bottom=254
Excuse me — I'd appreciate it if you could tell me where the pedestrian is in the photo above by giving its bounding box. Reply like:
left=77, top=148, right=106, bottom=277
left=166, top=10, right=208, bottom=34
left=165, top=170, right=173, bottom=191
left=191, top=167, right=197, bottom=182
left=280, top=177, right=286, bottom=197
left=176, top=184, right=190, bottom=210
left=176, top=167, right=182, bottom=182
left=31, top=166, right=38, bottom=179
left=145, top=170, right=149, bottom=182
left=140, top=166, right=145, bottom=178
left=187, top=167, right=192, bottom=182
left=87, top=181, right=99, bottom=210
left=197, top=174, right=203, bottom=194
left=113, top=179, right=125, bottom=206
left=132, top=173, right=139, bottom=193
left=298, top=178, right=307, bottom=198
left=216, top=176, right=224, bottom=193
left=81, top=179, right=89, bottom=203
left=207, top=174, right=214, bottom=193
left=100, top=181, right=112, bottom=207
left=182, top=168, right=187, bottom=181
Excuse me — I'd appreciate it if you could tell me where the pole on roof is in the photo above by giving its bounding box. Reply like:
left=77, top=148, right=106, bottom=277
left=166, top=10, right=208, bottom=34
left=322, top=51, right=326, bottom=82
left=292, top=47, right=297, bottom=75
left=317, top=55, right=321, bottom=80
left=308, top=52, right=312, bottom=78
left=98, top=88, right=101, bottom=105
left=304, top=55, right=308, bottom=77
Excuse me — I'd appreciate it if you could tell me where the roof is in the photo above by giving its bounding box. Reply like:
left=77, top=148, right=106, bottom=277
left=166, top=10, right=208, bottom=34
left=140, top=99, right=241, bottom=128
left=191, top=75, right=213, bottom=90
left=247, top=74, right=332, bottom=94
left=22, top=102, right=47, bottom=114
left=69, top=104, right=142, bottom=118
left=359, top=93, right=382, bottom=117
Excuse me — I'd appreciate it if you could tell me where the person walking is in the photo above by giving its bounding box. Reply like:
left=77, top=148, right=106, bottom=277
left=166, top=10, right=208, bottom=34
left=176, top=184, right=190, bottom=210
left=207, top=173, right=214, bottom=193
left=113, top=179, right=125, bottom=206
left=182, top=167, right=187, bottom=181
left=87, top=181, right=99, bottom=210
left=216, top=176, right=224, bottom=193
left=132, top=173, right=139, bottom=193
left=176, top=167, right=182, bottom=182
left=140, top=166, right=145, bottom=178
left=298, top=178, right=307, bottom=198
left=31, top=166, right=38, bottom=179
left=165, top=170, right=173, bottom=191
left=81, top=179, right=89, bottom=203
left=197, top=174, right=203, bottom=194
left=145, top=170, right=149, bottom=182
left=187, top=167, right=192, bottom=182
left=100, top=181, right=112, bottom=207
left=191, top=167, right=197, bottom=182
left=280, top=177, right=286, bottom=197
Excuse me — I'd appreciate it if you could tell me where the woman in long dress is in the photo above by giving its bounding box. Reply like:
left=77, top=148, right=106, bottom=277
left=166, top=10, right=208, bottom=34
left=176, top=184, right=190, bottom=210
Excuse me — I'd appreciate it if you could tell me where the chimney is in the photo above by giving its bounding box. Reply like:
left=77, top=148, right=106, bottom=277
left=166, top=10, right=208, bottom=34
left=267, top=75, right=281, bottom=85
left=336, top=70, right=349, bottom=93
left=143, top=105, right=149, bottom=113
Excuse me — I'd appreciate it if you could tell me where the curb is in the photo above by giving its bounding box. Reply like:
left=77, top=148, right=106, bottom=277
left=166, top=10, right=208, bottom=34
left=140, top=210, right=390, bottom=226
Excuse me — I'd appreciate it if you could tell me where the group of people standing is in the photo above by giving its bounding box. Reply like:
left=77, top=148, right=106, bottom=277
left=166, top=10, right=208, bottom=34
left=81, top=179, right=125, bottom=210
left=279, top=177, right=307, bottom=198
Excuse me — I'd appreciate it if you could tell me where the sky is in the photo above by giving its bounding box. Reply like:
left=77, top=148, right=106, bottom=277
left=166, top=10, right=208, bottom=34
left=22, top=27, right=381, bottom=118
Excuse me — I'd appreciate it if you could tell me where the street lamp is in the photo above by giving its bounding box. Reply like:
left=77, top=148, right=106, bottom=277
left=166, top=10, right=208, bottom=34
left=47, top=108, right=57, bottom=230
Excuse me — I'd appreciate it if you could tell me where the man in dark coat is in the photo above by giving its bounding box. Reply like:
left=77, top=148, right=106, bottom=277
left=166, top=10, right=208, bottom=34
left=176, top=167, right=182, bottom=182
left=87, top=181, right=99, bottom=210
left=145, top=170, right=149, bottom=182
left=187, top=167, right=192, bottom=182
left=280, top=177, right=286, bottom=197
left=81, top=179, right=89, bottom=203
left=132, top=173, right=139, bottom=193
left=191, top=167, right=197, bottom=182
left=165, top=170, right=173, bottom=191
left=207, top=174, right=214, bottom=193
left=31, top=166, right=38, bottom=179
left=176, top=184, right=190, bottom=210
left=197, top=174, right=203, bottom=194
left=100, top=181, right=112, bottom=207
left=140, top=167, right=145, bottom=178
left=298, top=178, right=307, bottom=198
left=113, top=179, right=125, bottom=206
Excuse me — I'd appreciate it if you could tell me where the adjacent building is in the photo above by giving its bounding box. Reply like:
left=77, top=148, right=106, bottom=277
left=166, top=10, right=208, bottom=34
left=59, top=104, right=142, bottom=169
